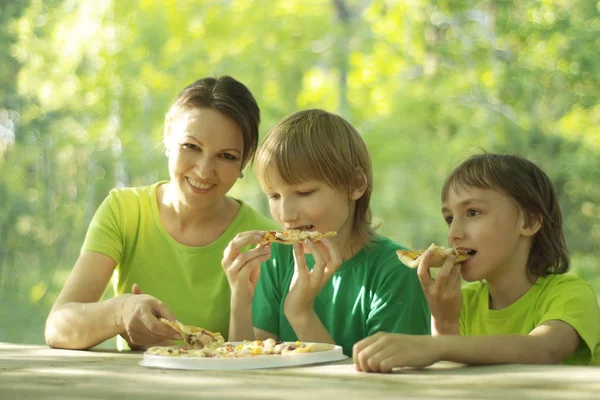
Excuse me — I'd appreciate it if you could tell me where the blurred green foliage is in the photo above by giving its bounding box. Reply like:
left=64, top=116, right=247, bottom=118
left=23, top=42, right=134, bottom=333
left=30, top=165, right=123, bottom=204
left=1, top=0, right=599, bottom=345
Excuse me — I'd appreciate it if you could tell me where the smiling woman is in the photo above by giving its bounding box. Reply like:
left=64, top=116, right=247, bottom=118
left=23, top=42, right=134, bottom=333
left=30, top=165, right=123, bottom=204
left=44, top=76, right=279, bottom=351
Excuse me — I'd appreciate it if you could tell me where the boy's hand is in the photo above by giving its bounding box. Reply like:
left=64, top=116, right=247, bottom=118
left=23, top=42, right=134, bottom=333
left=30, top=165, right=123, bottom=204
left=353, top=332, right=441, bottom=373
left=222, top=231, right=272, bottom=305
left=417, top=245, right=462, bottom=334
left=284, top=239, right=341, bottom=322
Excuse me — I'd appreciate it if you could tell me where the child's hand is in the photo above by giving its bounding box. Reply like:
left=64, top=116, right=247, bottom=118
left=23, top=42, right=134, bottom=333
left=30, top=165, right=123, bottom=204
left=417, top=245, right=462, bottom=334
left=284, top=239, right=341, bottom=322
left=353, top=332, right=441, bottom=373
left=222, top=231, right=272, bottom=305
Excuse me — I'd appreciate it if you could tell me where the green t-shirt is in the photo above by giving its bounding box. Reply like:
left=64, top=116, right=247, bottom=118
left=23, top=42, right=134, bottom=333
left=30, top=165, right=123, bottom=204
left=460, top=274, right=600, bottom=365
left=82, top=182, right=279, bottom=342
left=252, top=235, right=431, bottom=356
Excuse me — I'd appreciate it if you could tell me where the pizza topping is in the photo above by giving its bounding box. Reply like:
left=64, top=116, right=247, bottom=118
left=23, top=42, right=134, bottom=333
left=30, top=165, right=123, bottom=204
left=159, top=318, right=224, bottom=350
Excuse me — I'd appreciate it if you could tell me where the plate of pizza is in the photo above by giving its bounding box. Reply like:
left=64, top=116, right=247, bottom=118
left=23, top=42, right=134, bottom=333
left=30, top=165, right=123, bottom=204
left=139, top=319, right=347, bottom=370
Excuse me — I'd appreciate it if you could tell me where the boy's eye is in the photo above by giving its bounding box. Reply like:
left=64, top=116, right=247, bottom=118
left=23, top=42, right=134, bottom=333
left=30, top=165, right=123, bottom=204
left=268, top=194, right=280, bottom=200
left=221, top=153, right=238, bottom=161
left=467, top=209, right=480, bottom=217
left=297, top=190, right=315, bottom=196
left=444, top=215, right=453, bottom=225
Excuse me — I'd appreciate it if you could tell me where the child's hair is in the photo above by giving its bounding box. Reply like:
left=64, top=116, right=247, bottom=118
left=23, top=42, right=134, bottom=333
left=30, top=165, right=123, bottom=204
left=165, top=76, right=260, bottom=162
left=254, top=109, right=375, bottom=244
left=441, top=153, right=569, bottom=276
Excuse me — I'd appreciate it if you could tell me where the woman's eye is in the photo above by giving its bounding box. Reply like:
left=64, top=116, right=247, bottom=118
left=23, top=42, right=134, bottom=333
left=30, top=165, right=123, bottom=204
left=221, top=153, right=238, bottom=161
left=181, top=143, right=199, bottom=151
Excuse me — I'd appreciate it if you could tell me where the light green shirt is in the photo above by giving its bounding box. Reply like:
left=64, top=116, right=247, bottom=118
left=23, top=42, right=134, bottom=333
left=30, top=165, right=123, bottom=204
left=252, top=235, right=431, bottom=356
left=82, top=182, right=278, bottom=342
left=461, top=274, right=600, bottom=365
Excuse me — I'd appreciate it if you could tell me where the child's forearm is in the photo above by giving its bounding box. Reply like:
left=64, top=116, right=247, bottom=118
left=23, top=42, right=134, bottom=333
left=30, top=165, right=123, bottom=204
left=437, top=334, right=568, bottom=365
left=228, top=298, right=255, bottom=342
left=287, top=311, right=335, bottom=345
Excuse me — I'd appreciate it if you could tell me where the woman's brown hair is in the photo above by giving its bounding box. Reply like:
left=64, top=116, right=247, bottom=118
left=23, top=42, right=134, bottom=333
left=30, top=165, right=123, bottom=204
left=164, top=75, right=260, bottom=164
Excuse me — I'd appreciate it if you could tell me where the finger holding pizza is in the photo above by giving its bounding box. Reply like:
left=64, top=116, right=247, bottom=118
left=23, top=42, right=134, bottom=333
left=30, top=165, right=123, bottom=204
left=120, top=290, right=181, bottom=349
left=398, top=244, right=466, bottom=335
left=222, top=230, right=272, bottom=304
left=283, top=238, right=342, bottom=322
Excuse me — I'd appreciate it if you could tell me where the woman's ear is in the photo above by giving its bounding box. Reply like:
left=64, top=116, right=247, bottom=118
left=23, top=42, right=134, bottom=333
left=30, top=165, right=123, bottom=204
left=520, top=212, right=543, bottom=237
left=350, top=168, right=368, bottom=200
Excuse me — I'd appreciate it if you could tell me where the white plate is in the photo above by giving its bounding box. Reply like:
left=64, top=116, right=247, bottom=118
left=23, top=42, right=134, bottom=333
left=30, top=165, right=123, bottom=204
left=139, top=343, right=348, bottom=370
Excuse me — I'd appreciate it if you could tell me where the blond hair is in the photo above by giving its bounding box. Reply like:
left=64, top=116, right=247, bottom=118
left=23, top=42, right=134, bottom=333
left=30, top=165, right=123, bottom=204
left=254, top=109, right=375, bottom=244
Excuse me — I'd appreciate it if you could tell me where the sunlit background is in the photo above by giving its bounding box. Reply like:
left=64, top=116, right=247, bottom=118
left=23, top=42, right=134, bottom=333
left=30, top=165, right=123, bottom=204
left=1, top=0, right=599, bottom=345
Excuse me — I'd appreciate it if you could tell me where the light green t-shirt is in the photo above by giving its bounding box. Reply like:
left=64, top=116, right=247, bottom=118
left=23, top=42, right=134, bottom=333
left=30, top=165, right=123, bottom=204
left=460, top=274, right=600, bottom=365
left=252, top=235, right=431, bottom=356
left=82, top=182, right=279, bottom=342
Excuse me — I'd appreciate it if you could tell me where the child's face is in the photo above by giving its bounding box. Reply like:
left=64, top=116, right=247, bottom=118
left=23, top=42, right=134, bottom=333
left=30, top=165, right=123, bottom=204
left=264, top=177, right=356, bottom=250
left=165, top=108, right=244, bottom=209
left=442, top=185, right=530, bottom=282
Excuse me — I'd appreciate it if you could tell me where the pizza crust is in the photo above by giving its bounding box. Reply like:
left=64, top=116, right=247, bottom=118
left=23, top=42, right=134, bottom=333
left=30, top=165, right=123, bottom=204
left=259, top=229, right=337, bottom=245
left=396, top=244, right=470, bottom=269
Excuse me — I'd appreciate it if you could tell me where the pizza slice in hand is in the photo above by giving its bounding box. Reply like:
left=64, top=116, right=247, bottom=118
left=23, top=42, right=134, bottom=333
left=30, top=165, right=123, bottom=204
left=396, top=244, right=471, bottom=269
left=159, top=318, right=224, bottom=350
left=259, top=229, right=337, bottom=245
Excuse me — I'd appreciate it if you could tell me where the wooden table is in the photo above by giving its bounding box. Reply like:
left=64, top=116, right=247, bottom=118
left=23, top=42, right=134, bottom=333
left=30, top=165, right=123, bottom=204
left=2, top=342, right=599, bottom=399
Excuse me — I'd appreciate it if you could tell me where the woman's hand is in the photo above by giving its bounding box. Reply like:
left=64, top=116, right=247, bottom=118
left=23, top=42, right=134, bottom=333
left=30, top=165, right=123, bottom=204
left=283, top=239, right=341, bottom=323
left=222, top=231, right=272, bottom=304
left=353, top=332, right=441, bottom=373
left=119, top=286, right=180, bottom=348
left=417, top=245, right=463, bottom=335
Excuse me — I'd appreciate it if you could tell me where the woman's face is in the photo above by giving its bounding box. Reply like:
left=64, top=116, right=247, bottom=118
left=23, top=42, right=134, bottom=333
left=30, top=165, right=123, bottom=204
left=165, top=108, right=244, bottom=210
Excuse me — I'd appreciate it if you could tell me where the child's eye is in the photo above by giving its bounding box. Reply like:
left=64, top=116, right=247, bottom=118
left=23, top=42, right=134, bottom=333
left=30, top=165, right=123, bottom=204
left=297, top=190, right=315, bottom=197
left=467, top=209, right=481, bottom=217
left=268, top=193, right=280, bottom=200
left=444, top=215, right=453, bottom=225
left=220, top=153, right=238, bottom=161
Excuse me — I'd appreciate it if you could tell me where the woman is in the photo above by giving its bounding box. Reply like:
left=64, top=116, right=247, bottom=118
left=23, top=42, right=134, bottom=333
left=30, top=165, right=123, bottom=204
left=45, top=76, right=278, bottom=350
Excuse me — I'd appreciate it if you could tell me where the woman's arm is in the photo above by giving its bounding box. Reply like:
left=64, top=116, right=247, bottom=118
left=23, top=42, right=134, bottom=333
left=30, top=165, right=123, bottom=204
left=45, top=251, right=178, bottom=350
left=45, top=251, right=124, bottom=349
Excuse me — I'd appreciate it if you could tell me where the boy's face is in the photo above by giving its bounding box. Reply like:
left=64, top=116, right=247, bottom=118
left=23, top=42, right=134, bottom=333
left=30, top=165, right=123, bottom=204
left=165, top=108, right=244, bottom=210
left=263, top=176, right=355, bottom=253
left=441, top=185, right=531, bottom=283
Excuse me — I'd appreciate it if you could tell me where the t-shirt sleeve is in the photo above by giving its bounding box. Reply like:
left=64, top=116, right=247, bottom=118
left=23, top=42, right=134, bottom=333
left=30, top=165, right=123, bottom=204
left=252, top=244, right=286, bottom=336
left=81, top=190, right=124, bottom=264
left=537, top=279, right=600, bottom=364
left=366, top=264, right=431, bottom=336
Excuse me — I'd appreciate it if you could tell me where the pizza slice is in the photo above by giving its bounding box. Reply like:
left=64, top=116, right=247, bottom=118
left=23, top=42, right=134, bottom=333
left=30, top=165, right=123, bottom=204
left=396, top=244, right=471, bottom=269
left=159, top=318, right=224, bottom=350
left=259, top=229, right=337, bottom=245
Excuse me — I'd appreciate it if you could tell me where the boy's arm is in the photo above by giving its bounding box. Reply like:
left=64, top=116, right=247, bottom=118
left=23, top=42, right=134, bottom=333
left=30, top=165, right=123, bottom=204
left=439, top=320, right=580, bottom=364
left=286, top=312, right=335, bottom=344
left=354, top=320, right=580, bottom=372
